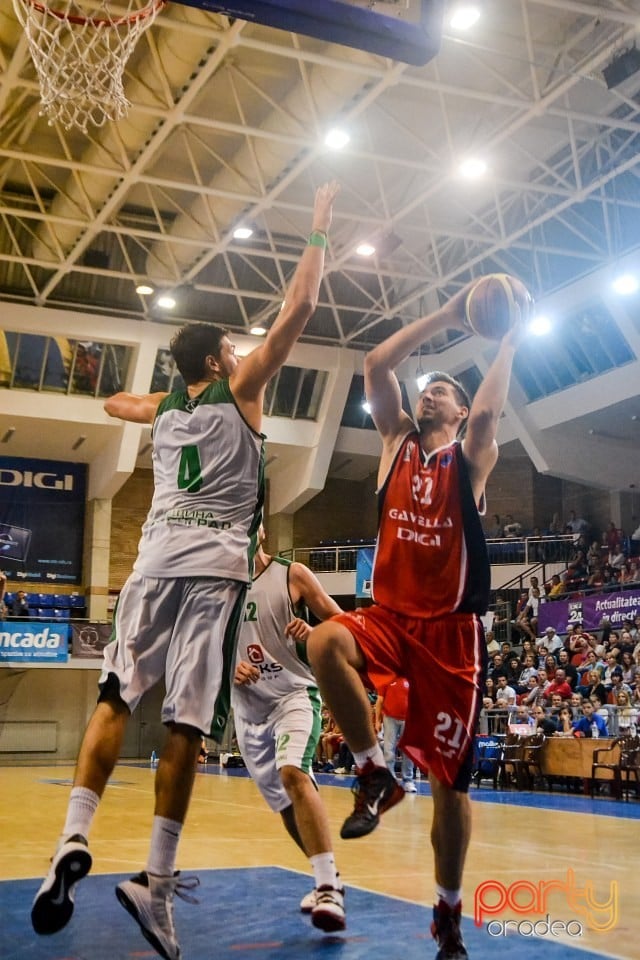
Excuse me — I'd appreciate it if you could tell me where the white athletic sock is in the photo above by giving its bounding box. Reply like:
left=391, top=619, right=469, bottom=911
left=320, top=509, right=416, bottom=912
left=310, top=853, right=338, bottom=890
left=353, top=745, right=385, bottom=770
left=62, top=786, right=100, bottom=841
left=146, top=816, right=183, bottom=877
left=436, top=884, right=462, bottom=908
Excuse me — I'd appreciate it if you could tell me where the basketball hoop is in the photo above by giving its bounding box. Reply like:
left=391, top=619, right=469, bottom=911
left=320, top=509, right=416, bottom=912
left=13, top=0, right=166, bottom=132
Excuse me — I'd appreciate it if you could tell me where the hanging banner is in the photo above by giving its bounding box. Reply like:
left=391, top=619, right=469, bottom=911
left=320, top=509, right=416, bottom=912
left=70, top=622, right=112, bottom=659
left=0, top=457, right=86, bottom=584
left=356, top=547, right=374, bottom=598
left=537, top=590, right=640, bottom=634
left=0, top=620, right=70, bottom=662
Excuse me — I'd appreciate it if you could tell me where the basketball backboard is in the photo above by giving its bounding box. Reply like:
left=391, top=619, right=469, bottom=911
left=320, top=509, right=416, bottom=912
left=175, top=0, right=445, bottom=66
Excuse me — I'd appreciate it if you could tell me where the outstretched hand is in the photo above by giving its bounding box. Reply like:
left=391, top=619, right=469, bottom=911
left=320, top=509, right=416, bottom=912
left=311, top=181, right=340, bottom=235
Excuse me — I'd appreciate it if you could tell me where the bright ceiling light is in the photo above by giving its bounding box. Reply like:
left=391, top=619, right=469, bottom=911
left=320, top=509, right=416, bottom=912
left=233, top=226, right=254, bottom=240
left=157, top=294, right=176, bottom=309
left=324, top=128, right=350, bottom=150
left=529, top=314, right=552, bottom=336
left=136, top=283, right=154, bottom=295
left=613, top=273, right=639, bottom=295
left=362, top=400, right=372, bottom=415
left=458, top=157, right=487, bottom=179
left=250, top=325, right=267, bottom=337
left=449, top=5, right=481, bottom=31
left=356, top=242, right=376, bottom=257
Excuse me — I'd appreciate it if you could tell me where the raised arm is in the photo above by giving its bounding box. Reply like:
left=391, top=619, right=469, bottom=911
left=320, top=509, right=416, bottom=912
left=231, top=181, right=339, bottom=428
left=462, top=312, right=527, bottom=493
left=104, top=391, right=168, bottom=424
left=364, top=284, right=472, bottom=445
left=288, top=562, right=342, bottom=622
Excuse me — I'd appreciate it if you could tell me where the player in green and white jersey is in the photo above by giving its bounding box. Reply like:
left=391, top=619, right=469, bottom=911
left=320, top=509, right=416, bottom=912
left=232, top=529, right=344, bottom=933
left=32, top=182, right=340, bottom=960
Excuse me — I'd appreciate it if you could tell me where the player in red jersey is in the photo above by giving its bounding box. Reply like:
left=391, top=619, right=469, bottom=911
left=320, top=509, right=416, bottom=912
left=307, top=280, right=527, bottom=960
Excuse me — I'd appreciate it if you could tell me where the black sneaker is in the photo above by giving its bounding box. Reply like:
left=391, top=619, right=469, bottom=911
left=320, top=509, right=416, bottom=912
left=31, top=834, right=92, bottom=935
left=340, top=761, right=404, bottom=839
left=431, top=899, right=469, bottom=960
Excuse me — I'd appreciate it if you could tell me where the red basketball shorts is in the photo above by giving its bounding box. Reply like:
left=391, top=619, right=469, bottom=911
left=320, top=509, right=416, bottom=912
left=332, top=605, right=486, bottom=792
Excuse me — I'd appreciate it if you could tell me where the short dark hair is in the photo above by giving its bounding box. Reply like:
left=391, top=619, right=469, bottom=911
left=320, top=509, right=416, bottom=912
left=420, top=371, right=470, bottom=410
left=169, top=323, right=228, bottom=385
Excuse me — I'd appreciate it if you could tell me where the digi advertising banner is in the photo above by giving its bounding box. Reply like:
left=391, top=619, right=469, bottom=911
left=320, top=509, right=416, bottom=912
left=0, top=620, right=70, bottom=663
left=537, top=590, right=640, bottom=634
left=0, top=457, right=86, bottom=584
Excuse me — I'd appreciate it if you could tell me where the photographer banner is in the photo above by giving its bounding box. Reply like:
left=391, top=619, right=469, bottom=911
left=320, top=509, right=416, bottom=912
left=70, top=622, right=112, bottom=659
left=0, top=456, right=86, bottom=583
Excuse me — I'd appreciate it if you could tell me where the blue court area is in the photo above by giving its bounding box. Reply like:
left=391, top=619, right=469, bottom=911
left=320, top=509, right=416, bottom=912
left=0, top=866, right=615, bottom=960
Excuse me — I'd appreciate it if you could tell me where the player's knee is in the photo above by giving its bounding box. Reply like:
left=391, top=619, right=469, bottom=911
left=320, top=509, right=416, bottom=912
left=97, top=671, right=128, bottom=712
left=279, top=764, right=308, bottom=796
left=307, top=622, right=350, bottom=672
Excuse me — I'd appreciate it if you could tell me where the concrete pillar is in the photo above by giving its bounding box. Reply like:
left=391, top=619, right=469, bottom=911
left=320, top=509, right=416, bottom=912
left=83, top=498, right=112, bottom=621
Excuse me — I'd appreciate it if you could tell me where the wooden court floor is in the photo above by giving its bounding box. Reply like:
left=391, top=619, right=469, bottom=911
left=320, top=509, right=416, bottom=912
left=0, top=761, right=636, bottom=959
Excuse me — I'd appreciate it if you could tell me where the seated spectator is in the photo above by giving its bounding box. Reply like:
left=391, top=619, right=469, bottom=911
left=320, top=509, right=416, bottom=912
left=547, top=512, right=563, bottom=536
left=502, top=514, right=522, bottom=538
left=576, top=651, right=604, bottom=683
left=483, top=677, right=497, bottom=703
left=197, top=737, right=209, bottom=764
left=504, top=655, right=522, bottom=686
left=621, top=650, right=637, bottom=687
left=485, top=629, right=500, bottom=656
left=485, top=514, right=503, bottom=538
left=602, top=653, right=622, bottom=690
left=545, top=574, right=565, bottom=600
left=488, top=653, right=508, bottom=684
left=553, top=705, right=575, bottom=737
left=578, top=669, right=607, bottom=704
left=537, top=626, right=563, bottom=656
left=567, top=623, right=592, bottom=660
left=556, top=649, right=578, bottom=689
left=532, top=704, right=558, bottom=736
left=9, top=590, right=30, bottom=619
left=518, top=638, right=537, bottom=663
left=544, top=653, right=559, bottom=677
left=615, top=690, right=638, bottom=733
left=569, top=692, right=583, bottom=717
left=565, top=510, right=590, bottom=541
left=587, top=540, right=604, bottom=571
left=544, top=669, right=573, bottom=703
left=608, top=669, right=632, bottom=703
left=573, top=699, right=609, bottom=738
left=590, top=694, right=612, bottom=728
left=494, top=675, right=517, bottom=707
left=522, top=669, right=548, bottom=708
left=564, top=551, right=589, bottom=589
left=491, top=595, right=510, bottom=640
left=516, top=655, right=538, bottom=691
left=617, top=629, right=635, bottom=657
left=603, top=521, right=620, bottom=553
left=608, top=543, right=627, bottom=571
left=513, top=591, right=536, bottom=641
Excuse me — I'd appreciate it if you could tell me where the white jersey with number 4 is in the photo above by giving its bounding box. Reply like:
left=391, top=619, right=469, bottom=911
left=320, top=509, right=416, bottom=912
left=134, top=380, right=265, bottom=581
left=232, top=557, right=318, bottom=724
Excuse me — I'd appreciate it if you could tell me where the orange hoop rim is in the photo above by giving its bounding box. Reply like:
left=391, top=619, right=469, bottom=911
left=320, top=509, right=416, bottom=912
left=24, top=0, right=166, bottom=27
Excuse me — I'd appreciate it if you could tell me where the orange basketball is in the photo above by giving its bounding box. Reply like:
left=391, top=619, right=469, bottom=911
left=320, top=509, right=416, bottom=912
left=464, top=274, right=532, bottom=341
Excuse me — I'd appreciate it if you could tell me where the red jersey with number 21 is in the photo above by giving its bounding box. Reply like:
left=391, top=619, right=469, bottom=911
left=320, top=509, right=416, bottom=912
left=371, top=434, right=490, bottom=620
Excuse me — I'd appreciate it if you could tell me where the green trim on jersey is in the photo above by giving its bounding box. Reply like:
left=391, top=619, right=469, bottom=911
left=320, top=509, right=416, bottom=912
left=209, top=584, right=248, bottom=741
left=301, top=686, right=322, bottom=773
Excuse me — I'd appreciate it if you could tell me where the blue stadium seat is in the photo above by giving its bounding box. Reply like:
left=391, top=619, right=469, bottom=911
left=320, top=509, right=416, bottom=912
left=34, top=593, right=55, bottom=608
left=53, top=594, right=71, bottom=608
left=51, top=608, right=70, bottom=620
left=68, top=594, right=86, bottom=609
left=3, top=592, right=14, bottom=606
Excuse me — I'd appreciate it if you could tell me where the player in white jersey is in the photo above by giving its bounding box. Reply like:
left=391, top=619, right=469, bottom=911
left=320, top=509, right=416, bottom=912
left=232, top=530, right=344, bottom=933
left=31, top=182, right=340, bottom=960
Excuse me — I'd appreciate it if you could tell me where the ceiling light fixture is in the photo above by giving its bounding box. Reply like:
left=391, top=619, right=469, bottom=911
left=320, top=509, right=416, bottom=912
left=458, top=157, right=487, bottom=179
left=324, top=128, right=350, bottom=150
left=529, top=314, right=552, bottom=336
left=356, top=242, right=376, bottom=257
left=156, top=294, right=176, bottom=309
left=449, top=4, right=481, bottom=31
left=136, top=283, right=154, bottom=295
left=233, top=226, right=254, bottom=240
left=362, top=400, right=372, bottom=415
left=250, top=325, right=267, bottom=337
left=613, top=273, right=638, bottom=295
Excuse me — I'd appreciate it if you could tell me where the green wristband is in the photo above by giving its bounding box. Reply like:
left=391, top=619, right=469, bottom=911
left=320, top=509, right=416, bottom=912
left=308, top=230, right=328, bottom=249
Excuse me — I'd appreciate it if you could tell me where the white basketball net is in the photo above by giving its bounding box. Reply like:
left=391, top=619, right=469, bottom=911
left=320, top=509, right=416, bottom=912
left=13, top=0, right=165, bottom=132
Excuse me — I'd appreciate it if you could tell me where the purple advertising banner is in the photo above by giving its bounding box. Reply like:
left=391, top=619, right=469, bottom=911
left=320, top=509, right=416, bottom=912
left=538, top=590, right=640, bottom=634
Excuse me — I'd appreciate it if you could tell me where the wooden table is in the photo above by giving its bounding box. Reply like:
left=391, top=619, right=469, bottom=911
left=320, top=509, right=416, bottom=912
left=540, top=736, right=618, bottom=782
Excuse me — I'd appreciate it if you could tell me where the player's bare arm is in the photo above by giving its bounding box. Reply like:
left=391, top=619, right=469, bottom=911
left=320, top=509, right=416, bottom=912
left=104, top=391, right=168, bottom=424
left=230, top=181, right=340, bottom=432
left=364, top=283, right=473, bottom=466
left=463, top=310, right=527, bottom=498
left=288, top=562, right=342, bottom=622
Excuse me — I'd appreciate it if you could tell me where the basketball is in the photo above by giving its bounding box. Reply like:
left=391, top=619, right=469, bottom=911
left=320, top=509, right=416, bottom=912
left=464, top=274, right=532, bottom=341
